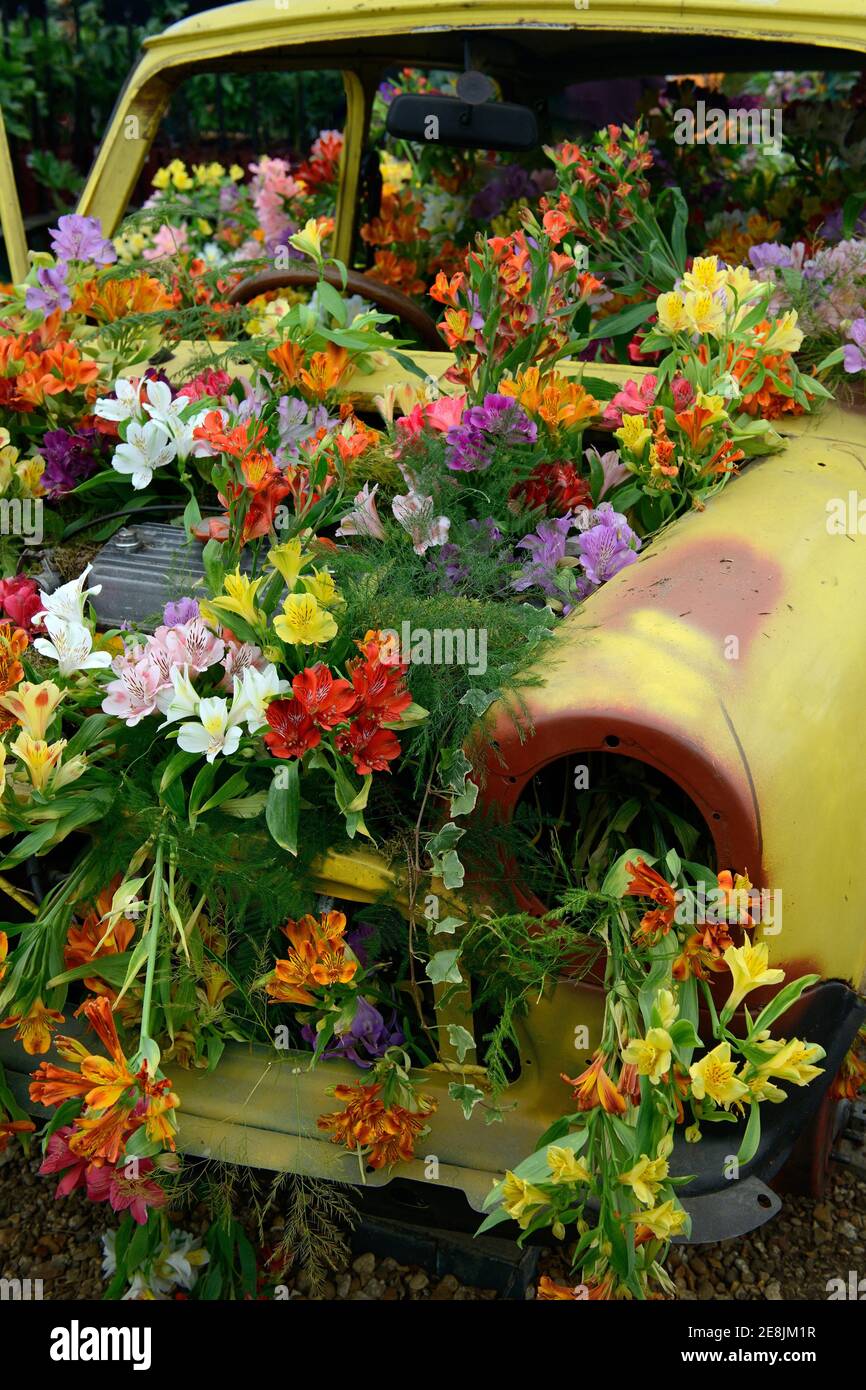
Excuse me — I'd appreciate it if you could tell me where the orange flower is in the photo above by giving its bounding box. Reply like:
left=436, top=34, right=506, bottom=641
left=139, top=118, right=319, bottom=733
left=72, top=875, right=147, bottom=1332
left=537, top=1276, right=579, bottom=1299
left=268, top=339, right=306, bottom=385
left=562, top=1052, right=627, bottom=1114
left=267, top=909, right=358, bottom=1006
left=537, top=1273, right=617, bottom=1300
left=367, top=250, right=425, bottom=298
left=72, top=273, right=176, bottom=322
left=0, top=1114, right=35, bottom=1152
left=64, top=882, right=136, bottom=994
left=299, top=343, right=351, bottom=400
left=624, top=858, right=678, bottom=942
left=317, top=1081, right=436, bottom=1170
left=429, top=270, right=465, bottom=307
left=193, top=411, right=267, bottom=460
left=0, top=622, right=27, bottom=698
left=673, top=932, right=729, bottom=982
left=67, top=1105, right=138, bottom=1164
left=0, top=998, right=65, bottom=1055
left=0, top=930, right=6, bottom=981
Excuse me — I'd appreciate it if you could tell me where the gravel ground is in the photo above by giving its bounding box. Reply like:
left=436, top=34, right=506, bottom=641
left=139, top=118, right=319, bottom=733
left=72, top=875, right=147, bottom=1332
left=1, top=1141, right=863, bottom=1300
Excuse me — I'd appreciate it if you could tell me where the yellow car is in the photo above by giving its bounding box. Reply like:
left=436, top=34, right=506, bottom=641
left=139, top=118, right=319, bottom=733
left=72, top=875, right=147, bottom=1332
left=1, top=0, right=865, bottom=1245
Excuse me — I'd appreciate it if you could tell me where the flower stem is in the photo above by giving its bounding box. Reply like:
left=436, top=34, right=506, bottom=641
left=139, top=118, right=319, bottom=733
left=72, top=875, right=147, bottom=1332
left=139, top=837, right=165, bottom=1053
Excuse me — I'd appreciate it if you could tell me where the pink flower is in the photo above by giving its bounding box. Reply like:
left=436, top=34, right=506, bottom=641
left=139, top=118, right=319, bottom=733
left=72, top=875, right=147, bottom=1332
left=102, top=650, right=166, bottom=725
left=86, top=1158, right=167, bottom=1225
left=671, top=375, right=695, bottom=412
left=249, top=157, right=304, bottom=243
left=39, top=1127, right=89, bottom=1198
left=220, top=637, right=268, bottom=690
left=602, top=374, right=657, bottom=427
left=160, top=619, right=225, bottom=674
left=336, top=483, right=386, bottom=541
left=177, top=369, right=233, bottom=402
left=143, top=222, right=189, bottom=260
left=394, top=404, right=426, bottom=451
left=391, top=491, right=450, bottom=555
left=424, top=395, right=466, bottom=432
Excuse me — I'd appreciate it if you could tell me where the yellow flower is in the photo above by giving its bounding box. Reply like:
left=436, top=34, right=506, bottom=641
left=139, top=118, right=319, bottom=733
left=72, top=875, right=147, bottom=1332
left=196, top=218, right=213, bottom=237
left=10, top=731, right=66, bottom=792
left=622, top=1027, right=673, bottom=1085
left=722, top=940, right=785, bottom=1016
left=655, top=989, right=679, bottom=1031
left=615, top=413, right=652, bottom=457
left=152, top=166, right=171, bottom=190
left=289, top=218, right=324, bottom=261
left=0, top=680, right=63, bottom=740
left=746, top=1073, right=787, bottom=1104
left=301, top=568, right=341, bottom=609
left=762, top=310, right=804, bottom=355
left=631, top=1198, right=688, bottom=1240
left=229, top=164, right=244, bottom=182
left=656, top=291, right=689, bottom=334
left=0, top=998, right=64, bottom=1055
left=754, top=1036, right=825, bottom=1087
left=168, top=158, right=193, bottom=191
left=682, top=255, right=727, bottom=296
left=619, top=1152, right=669, bottom=1205
left=685, top=1123, right=702, bottom=1143
left=210, top=569, right=265, bottom=629
left=683, top=290, right=726, bottom=338
left=689, top=1041, right=749, bottom=1108
left=546, top=1146, right=592, bottom=1185
left=274, top=594, right=338, bottom=646
left=694, top=390, right=726, bottom=424
left=268, top=537, right=312, bottom=590
left=500, top=1172, right=549, bottom=1229
left=723, top=264, right=763, bottom=303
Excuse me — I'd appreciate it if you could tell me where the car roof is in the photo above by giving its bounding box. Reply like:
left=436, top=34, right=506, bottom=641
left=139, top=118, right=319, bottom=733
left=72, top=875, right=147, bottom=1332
left=147, top=0, right=866, bottom=61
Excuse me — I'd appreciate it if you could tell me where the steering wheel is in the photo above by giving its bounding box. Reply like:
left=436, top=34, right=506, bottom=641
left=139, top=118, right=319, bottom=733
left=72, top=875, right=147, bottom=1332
left=226, top=265, right=445, bottom=350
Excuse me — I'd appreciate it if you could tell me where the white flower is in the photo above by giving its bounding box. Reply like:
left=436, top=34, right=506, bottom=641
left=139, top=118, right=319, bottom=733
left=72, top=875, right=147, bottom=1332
left=176, top=695, right=244, bottom=762
left=231, top=663, right=289, bottom=732
left=35, top=562, right=101, bottom=628
left=112, top=419, right=177, bottom=490
left=157, top=1231, right=210, bottom=1291
left=33, top=615, right=112, bottom=676
left=157, top=664, right=200, bottom=723
left=93, top=376, right=143, bottom=424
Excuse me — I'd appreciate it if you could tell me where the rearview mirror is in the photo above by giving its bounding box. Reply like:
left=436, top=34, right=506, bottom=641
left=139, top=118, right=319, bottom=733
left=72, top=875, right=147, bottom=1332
left=386, top=93, right=539, bottom=152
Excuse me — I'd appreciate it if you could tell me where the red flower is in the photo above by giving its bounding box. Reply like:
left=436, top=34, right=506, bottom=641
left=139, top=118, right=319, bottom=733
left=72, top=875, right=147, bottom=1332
left=509, top=461, right=592, bottom=517
left=264, top=698, right=321, bottom=759
left=335, top=717, right=401, bottom=774
left=348, top=657, right=412, bottom=726
left=292, top=665, right=357, bottom=729
left=0, top=575, right=42, bottom=632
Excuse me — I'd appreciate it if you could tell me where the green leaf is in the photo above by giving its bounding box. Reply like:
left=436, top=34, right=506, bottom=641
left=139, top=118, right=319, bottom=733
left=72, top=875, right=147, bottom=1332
left=48, top=950, right=133, bottom=989
left=426, top=949, right=463, bottom=985
left=445, top=1024, right=476, bottom=1062
left=737, top=1101, right=762, bottom=1165
left=266, top=763, right=300, bottom=856
left=315, top=278, right=348, bottom=326
left=746, top=973, right=820, bottom=1039
left=448, top=1081, right=485, bottom=1119
left=159, top=750, right=199, bottom=795
left=589, top=299, right=655, bottom=342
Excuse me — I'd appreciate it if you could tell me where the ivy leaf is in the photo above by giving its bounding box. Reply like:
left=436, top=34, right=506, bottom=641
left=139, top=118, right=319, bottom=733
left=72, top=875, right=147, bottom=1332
left=426, top=949, right=463, bottom=985
left=446, top=1024, right=476, bottom=1062
left=448, top=1081, right=485, bottom=1119
left=433, top=916, right=464, bottom=936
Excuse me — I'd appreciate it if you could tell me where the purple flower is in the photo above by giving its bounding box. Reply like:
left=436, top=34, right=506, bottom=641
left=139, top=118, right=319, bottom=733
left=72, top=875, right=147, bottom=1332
left=748, top=242, right=794, bottom=272
left=40, top=428, right=107, bottom=496
left=49, top=214, right=116, bottom=266
left=446, top=394, right=537, bottom=472
left=512, top=514, right=573, bottom=597
left=25, top=264, right=72, bottom=316
left=163, top=597, right=200, bottom=626
left=302, top=996, right=405, bottom=1069
left=275, top=396, right=337, bottom=461
left=574, top=514, right=641, bottom=585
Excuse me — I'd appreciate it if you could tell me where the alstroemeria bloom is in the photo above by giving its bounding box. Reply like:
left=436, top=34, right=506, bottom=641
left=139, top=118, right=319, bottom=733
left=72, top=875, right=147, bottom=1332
left=623, top=857, right=678, bottom=941
left=621, top=1028, right=673, bottom=1085
left=112, top=419, right=177, bottom=490
left=336, top=483, right=387, bottom=541
left=546, top=1146, right=592, bottom=1185
left=231, top=663, right=290, bottom=732
left=391, top=491, right=450, bottom=555
left=752, top=1036, right=825, bottom=1087
left=9, top=730, right=67, bottom=791
left=688, top=1041, right=749, bottom=1109
left=721, top=940, right=785, bottom=1016
left=631, top=1198, right=688, bottom=1242
left=34, top=563, right=101, bottom=629
left=0, top=678, right=63, bottom=738
left=33, top=615, right=112, bottom=676
left=618, top=1152, right=669, bottom=1206
left=292, top=664, right=356, bottom=729
left=274, top=593, right=338, bottom=645
left=209, top=570, right=266, bottom=630
left=94, top=377, right=144, bottom=425
left=176, top=696, right=244, bottom=762
left=0, top=998, right=65, bottom=1055
left=561, top=1052, right=627, bottom=1114
left=161, top=618, right=225, bottom=673
left=102, top=650, right=165, bottom=725
left=500, top=1172, right=549, bottom=1229
left=263, top=697, right=321, bottom=759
